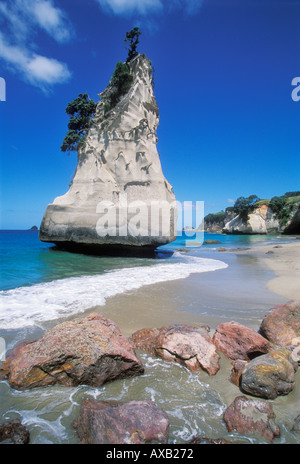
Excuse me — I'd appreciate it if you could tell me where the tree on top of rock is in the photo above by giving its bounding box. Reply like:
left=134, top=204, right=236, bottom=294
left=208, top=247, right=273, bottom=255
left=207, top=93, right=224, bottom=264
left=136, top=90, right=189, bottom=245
left=124, top=27, right=141, bottom=62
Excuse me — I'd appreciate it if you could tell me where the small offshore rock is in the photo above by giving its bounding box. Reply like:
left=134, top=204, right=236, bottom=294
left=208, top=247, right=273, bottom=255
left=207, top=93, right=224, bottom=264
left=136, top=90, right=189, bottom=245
left=240, top=348, right=298, bottom=399
left=213, top=321, right=272, bottom=361
left=259, top=300, right=300, bottom=347
left=0, top=313, right=144, bottom=390
left=0, top=419, right=30, bottom=444
left=203, top=239, right=222, bottom=244
left=130, top=324, right=220, bottom=375
left=73, top=399, right=170, bottom=444
left=223, top=395, right=280, bottom=442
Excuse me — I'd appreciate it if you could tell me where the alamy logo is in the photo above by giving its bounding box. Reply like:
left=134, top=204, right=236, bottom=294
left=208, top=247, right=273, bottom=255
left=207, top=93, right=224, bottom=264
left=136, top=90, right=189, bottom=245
left=96, top=197, right=204, bottom=239
left=0, top=77, right=6, bottom=101
left=291, top=77, right=300, bottom=102
left=0, top=337, right=6, bottom=361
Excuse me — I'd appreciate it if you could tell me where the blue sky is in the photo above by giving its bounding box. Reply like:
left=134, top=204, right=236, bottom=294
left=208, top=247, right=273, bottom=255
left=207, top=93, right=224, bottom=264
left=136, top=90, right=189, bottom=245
left=0, top=0, right=299, bottom=229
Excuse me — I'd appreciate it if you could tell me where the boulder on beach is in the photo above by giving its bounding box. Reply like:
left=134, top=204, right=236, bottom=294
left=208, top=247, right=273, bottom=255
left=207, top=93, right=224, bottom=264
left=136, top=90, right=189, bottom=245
left=130, top=324, right=220, bottom=375
left=0, top=419, right=30, bottom=444
left=73, top=399, right=170, bottom=444
left=240, top=347, right=298, bottom=399
left=259, top=300, right=300, bottom=347
left=0, top=313, right=144, bottom=390
left=223, top=395, right=280, bottom=442
left=212, top=321, right=272, bottom=361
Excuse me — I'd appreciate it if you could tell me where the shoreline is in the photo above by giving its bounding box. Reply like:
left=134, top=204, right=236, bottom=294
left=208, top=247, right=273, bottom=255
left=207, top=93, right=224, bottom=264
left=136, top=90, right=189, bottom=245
left=225, top=240, right=300, bottom=301
left=91, top=242, right=294, bottom=337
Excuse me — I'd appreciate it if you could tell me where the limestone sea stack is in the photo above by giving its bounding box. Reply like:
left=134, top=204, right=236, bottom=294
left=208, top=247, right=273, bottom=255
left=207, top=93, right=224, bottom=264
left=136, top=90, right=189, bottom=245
left=39, top=54, right=176, bottom=254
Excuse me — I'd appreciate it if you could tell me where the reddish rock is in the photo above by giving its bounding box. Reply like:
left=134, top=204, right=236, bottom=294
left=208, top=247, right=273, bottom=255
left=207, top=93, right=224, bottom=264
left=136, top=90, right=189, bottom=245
left=0, top=419, right=30, bottom=444
left=130, top=324, right=220, bottom=375
left=73, top=399, right=170, bottom=444
left=229, top=359, right=248, bottom=387
left=129, top=327, right=161, bottom=356
left=0, top=313, right=144, bottom=390
left=213, top=321, right=272, bottom=361
left=259, top=300, right=300, bottom=347
left=223, top=395, right=280, bottom=442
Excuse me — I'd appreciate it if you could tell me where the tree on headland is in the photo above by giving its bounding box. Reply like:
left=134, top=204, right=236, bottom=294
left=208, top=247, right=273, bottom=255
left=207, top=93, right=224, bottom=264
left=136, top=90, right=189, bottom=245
left=124, top=27, right=141, bottom=62
left=61, top=93, right=96, bottom=153
left=233, top=194, right=260, bottom=221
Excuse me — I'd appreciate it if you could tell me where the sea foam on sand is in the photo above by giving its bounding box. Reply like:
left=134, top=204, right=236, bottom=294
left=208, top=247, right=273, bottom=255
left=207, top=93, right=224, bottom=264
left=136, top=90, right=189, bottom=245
left=0, top=254, right=228, bottom=330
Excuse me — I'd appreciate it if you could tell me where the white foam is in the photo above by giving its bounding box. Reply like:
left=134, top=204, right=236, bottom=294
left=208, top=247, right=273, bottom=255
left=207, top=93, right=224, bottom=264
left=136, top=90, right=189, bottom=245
left=0, top=254, right=227, bottom=330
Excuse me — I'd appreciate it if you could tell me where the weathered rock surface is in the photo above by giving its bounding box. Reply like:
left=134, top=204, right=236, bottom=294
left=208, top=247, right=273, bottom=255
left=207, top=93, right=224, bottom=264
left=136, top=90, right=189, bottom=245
left=229, top=359, right=248, bottom=386
left=0, top=313, right=144, bottom=390
left=212, top=321, right=272, bottom=361
left=240, top=348, right=298, bottom=399
left=0, top=419, right=30, bottom=444
left=223, top=395, right=280, bottom=442
left=259, top=300, right=300, bottom=348
left=39, top=54, right=176, bottom=254
left=130, top=324, right=220, bottom=375
left=73, top=399, right=169, bottom=444
left=223, top=203, right=300, bottom=235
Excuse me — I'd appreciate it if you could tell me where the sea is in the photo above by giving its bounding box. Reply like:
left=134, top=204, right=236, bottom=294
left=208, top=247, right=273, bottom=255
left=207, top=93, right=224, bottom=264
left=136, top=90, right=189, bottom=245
left=0, top=229, right=299, bottom=444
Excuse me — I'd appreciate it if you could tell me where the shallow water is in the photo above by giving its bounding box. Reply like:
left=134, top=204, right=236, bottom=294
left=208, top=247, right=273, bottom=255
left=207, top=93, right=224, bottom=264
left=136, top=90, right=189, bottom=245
left=0, top=230, right=299, bottom=444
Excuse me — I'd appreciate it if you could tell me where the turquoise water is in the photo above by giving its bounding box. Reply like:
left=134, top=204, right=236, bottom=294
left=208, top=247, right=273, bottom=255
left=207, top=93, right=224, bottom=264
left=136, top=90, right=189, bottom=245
left=0, top=229, right=293, bottom=291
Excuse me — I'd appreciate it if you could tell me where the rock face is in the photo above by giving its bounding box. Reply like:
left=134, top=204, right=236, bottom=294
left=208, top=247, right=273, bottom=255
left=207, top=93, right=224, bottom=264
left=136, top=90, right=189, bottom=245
left=130, top=324, right=220, bottom=375
left=212, top=321, right=272, bottom=361
left=223, top=204, right=280, bottom=235
left=39, top=54, right=176, bottom=254
left=223, top=396, right=280, bottom=442
left=0, top=313, right=144, bottom=389
left=259, top=300, right=300, bottom=348
left=223, top=203, right=300, bottom=235
left=240, top=348, right=298, bottom=399
left=73, top=399, right=170, bottom=444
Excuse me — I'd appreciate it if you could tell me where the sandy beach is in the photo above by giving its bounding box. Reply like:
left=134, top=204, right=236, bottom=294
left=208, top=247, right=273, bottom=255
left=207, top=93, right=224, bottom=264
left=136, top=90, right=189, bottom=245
left=94, top=239, right=300, bottom=338
left=226, top=239, right=300, bottom=301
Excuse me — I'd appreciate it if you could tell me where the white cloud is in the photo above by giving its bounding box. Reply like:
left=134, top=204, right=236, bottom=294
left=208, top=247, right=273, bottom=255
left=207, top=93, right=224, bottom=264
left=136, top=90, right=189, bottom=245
left=25, top=55, right=71, bottom=86
left=0, top=0, right=72, bottom=90
left=96, top=0, right=203, bottom=16
left=29, top=0, right=72, bottom=43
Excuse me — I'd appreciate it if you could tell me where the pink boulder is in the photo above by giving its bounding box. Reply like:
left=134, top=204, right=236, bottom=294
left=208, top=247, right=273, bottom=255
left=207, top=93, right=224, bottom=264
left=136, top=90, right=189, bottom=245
left=130, top=324, right=220, bottom=375
left=213, top=321, right=272, bottom=361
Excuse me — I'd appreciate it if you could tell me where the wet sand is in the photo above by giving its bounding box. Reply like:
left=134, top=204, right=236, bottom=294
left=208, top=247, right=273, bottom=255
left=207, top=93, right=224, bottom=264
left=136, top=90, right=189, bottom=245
left=226, top=240, right=300, bottom=300
left=94, top=248, right=289, bottom=338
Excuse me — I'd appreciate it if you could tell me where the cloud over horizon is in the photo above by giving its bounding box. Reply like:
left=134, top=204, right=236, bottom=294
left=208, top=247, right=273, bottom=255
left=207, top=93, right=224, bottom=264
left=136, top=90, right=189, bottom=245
left=0, top=0, right=72, bottom=91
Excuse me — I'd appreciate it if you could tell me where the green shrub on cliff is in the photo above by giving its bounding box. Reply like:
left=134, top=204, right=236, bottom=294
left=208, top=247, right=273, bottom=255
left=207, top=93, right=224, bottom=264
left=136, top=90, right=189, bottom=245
left=104, top=61, right=134, bottom=113
left=204, top=211, right=226, bottom=224
left=269, top=195, right=298, bottom=226
left=233, top=195, right=260, bottom=221
left=61, top=93, right=96, bottom=153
